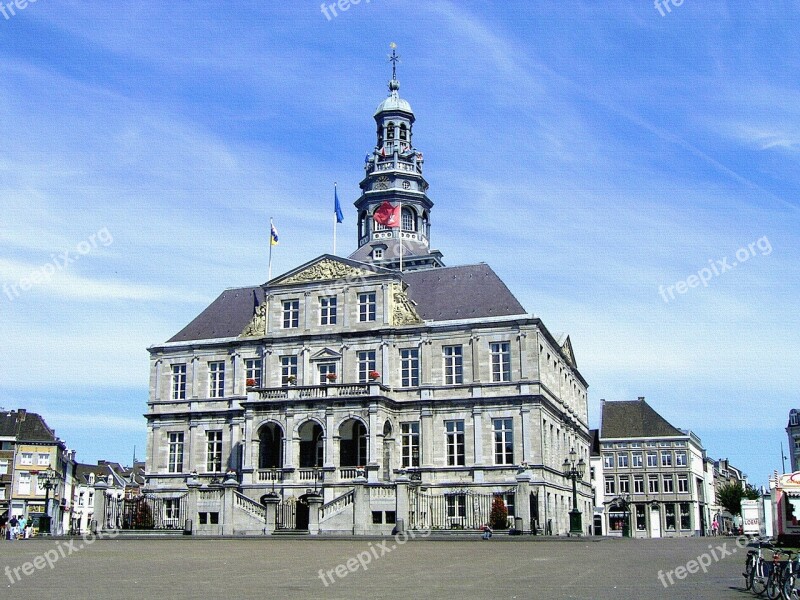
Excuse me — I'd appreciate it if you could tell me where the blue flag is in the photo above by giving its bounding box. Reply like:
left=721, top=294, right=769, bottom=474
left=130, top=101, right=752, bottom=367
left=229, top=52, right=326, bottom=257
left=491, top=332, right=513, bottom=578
left=334, top=187, right=344, bottom=223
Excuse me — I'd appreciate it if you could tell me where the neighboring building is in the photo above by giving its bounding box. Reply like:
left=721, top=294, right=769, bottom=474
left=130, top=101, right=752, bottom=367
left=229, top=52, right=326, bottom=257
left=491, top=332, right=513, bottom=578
left=143, top=61, right=592, bottom=536
left=589, top=428, right=606, bottom=535
left=595, top=398, right=711, bottom=538
left=712, top=457, right=748, bottom=534
left=71, top=462, right=129, bottom=533
left=7, top=409, right=73, bottom=533
left=0, top=412, right=17, bottom=519
left=787, top=409, right=800, bottom=472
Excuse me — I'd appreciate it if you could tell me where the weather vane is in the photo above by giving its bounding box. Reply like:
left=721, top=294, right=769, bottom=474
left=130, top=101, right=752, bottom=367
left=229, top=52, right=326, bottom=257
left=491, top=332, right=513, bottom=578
left=389, top=42, right=400, bottom=81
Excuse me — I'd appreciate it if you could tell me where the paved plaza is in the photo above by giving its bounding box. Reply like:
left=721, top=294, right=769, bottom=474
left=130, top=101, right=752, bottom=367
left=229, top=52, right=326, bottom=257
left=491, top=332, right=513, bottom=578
left=1, top=535, right=749, bottom=599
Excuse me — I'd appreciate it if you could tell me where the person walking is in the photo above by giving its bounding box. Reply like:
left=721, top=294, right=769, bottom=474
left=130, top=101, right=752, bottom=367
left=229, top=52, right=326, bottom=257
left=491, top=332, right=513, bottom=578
left=17, top=515, right=26, bottom=539
left=8, top=515, right=18, bottom=540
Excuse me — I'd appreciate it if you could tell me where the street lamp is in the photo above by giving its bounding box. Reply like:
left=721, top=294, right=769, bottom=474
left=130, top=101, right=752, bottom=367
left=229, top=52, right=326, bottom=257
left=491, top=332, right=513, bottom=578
left=38, top=467, right=58, bottom=535
left=562, top=447, right=586, bottom=536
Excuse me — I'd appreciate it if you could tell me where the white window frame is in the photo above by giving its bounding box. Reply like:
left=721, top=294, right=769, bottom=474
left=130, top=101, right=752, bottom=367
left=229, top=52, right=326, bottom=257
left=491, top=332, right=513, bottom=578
left=245, top=358, right=262, bottom=387
left=18, top=472, right=31, bottom=495
left=168, top=432, right=184, bottom=473
left=603, top=454, right=613, bottom=469
left=208, top=361, right=225, bottom=398
left=20, top=452, right=33, bottom=465
left=617, top=453, right=629, bottom=468
left=604, top=476, right=616, bottom=495
left=663, top=475, right=674, bottom=493
left=206, top=430, right=223, bottom=473
left=357, top=350, right=377, bottom=383
left=280, top=355, right=298, bottom=382
left=646, top=452, right=657, bottom=467
left=172, top=363, right=187, bottom=400
left=490, top=342, right=511, bottom=382
left=401, top=422, right=420, bottom=468
left=445, top=420, right=465, bottom=466
left=675, top=451, right=687, bottom=467
left=493, top=418, right=514, bottom=465
left=677, top=475, right=689, bottom=493
left=633, top=476, right=645, bottom=494
left=631, top=452, right=643, bottom=468
left=358, top=292, right=377, bottom=322
left=282, top=299, right=300, bottom=329
left=443, top=345, right=463, bottom=385
left=400, top=348, right=419, bottom=387
left=661, top=451, right=672, bottom=467
left=318, top=362, right=337, bottom=385
left=319, top=296, right=337, bottom=326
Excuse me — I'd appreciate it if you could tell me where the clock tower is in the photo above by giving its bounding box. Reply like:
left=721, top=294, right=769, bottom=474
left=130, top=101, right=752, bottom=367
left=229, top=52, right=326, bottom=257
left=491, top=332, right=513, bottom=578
left=348, top=45, right=444, bottom=271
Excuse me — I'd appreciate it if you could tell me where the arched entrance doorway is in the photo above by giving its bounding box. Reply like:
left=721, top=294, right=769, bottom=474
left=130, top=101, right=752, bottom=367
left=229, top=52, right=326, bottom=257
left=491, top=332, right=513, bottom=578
left=299, top=421, right=324, bottom=468
left=296, top=494, right=312, bottom=530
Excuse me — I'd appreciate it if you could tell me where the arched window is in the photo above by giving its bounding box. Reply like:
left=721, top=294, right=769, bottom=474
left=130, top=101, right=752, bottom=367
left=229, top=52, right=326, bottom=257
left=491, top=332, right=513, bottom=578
left=387, top=123, right=395, bottom=140
left=299, top=421, right=324, bottom=468
left=258, top=423, right=284, bottom=469
left=399, top=123, right=407, bottom=141
left=339, top=419, right=368, bottom=467
left=359, top=211, right=367, bottom=238
left=401, top=207, right=416, bottom=232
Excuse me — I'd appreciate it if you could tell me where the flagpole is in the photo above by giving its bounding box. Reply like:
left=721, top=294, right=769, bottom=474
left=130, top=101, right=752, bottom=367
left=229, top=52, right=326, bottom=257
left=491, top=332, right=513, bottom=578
left=333, top=182, right=337, bottom=256
left=268, top=217, right=274, bottom=281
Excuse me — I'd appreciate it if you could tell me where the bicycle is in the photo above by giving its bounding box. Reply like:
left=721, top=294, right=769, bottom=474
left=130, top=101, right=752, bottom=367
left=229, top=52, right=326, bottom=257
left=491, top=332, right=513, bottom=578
left=745, top=539, right=774, bottom=596
left=766, top=549, right=793, bottom=600
left=783, top=551, right=800, bottom=600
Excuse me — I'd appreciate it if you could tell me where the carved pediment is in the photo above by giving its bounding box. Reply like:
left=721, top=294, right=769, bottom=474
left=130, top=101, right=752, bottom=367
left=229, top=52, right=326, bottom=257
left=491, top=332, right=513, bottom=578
left=391, top=283, right=422, bottom=326
left=560, top=335, right=576, bottom=368
left=310, top=348, right=342, bottom=361
left=278, top=258, right=375, bottom=285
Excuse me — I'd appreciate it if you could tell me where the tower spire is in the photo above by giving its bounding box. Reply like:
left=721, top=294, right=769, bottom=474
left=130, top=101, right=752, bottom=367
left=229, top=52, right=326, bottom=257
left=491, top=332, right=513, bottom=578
left=389, top=42, right=400, bottom=85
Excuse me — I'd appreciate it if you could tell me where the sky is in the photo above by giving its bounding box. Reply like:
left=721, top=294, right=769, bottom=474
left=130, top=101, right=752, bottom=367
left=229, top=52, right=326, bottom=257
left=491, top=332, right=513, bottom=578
left=0, top=1, right=797, bottom=487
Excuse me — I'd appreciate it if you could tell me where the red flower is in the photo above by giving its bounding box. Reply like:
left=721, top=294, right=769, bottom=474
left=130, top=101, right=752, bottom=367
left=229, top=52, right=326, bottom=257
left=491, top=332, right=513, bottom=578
left=246, top=378, right=257, bottom=387
left=326, top=373, right=337, bottom=381
left=368, top=371, right=380, bottom=379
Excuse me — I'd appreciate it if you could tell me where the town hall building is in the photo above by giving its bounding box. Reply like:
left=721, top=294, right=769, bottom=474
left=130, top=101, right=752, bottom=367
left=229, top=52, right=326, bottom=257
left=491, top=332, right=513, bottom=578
left=141, top=58, right=592, bottom=536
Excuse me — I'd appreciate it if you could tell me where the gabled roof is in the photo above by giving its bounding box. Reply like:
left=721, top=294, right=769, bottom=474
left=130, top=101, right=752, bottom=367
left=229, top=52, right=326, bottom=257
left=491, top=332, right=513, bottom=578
left=165, top=259, right=527, bottom=343
left=402, top=263, right=526, bottom=322
left=600, top=399, right=683, bottom=439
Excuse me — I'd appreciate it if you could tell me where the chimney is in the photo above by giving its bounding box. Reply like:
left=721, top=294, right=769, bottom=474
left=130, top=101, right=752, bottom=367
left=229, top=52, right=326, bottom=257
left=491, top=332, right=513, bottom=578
left=637, top=396, right=645, bottom=402
left=17, top=409, right=26, bottom=421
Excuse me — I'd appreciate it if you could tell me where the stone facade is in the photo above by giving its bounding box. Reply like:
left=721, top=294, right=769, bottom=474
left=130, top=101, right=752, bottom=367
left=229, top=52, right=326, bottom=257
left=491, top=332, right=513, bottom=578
left=143, top=65, right=592, bottom=536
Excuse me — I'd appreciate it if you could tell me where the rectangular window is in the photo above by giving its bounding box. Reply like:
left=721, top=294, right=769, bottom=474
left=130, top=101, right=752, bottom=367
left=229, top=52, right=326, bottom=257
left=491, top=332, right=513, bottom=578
left=168, top=432, right=184, bottom=473
left=18, top=472, right=31, bottom=495
left=318, top=363, right=337, bottom=385
left=502, top=493, right=516, bottom=518
left=358, top=292, right=376, bottom=322
left=443, top=345, right=463, bottom=385
left=280, top=356, right=298, bottom=383
left=675, top=451, right=687, bottom=467
left=21, top=453, right=32, bottom=465
left=164, top=498, right=181, bottom=523
left=0, top=459, right=7, bottom=474
left=603, top=454, right=614, bottom=469
left=648, top=475, right=659, bottom=494
left=206, top=430, right=223, bottom=472
left=680, top=502, right=691, bottom=530
left=633, top=476, right=645, bottom=494
left=604, top=476, right=616, bottom=495
left=493, top=418, right=514, bottom=465
left=319, top=296, right=337, bottom=326
left=665, top=504, right=676, bottom=530
left=631, top=452, right=643, bottom=468
left=446, top=494, right=466, bottom=519
left=646, top=452, right=657, bottom=467
left=661, top=451, right=672, bottom=467
left=619, top=476, right=630, bottom=494
left=400, top=348, right=419, bottom=387
left=663, top=475, right=674, bottom=493
left=245, top=358, right=262, bottom=387
left=445, top=420, right=465, bottom=466
left=401, top=422, right=420, bottom=468
left=282, top=299, right=299, bottom=329
left=36, top=474, right=47, bottom=494
left=208, top=361, right=225, bottom=398
left=0, top=488, right=5, bottom=501
left=357, top=350, right=377, bottom=383
left=617, top=453, right=629, bottom=468
left=171, top=364, right=187, bottom=400
left=636, top=504, right=646, bottom=530
left=678, top=475, right=689, bottom=493
left=490, top=342, right=511, bottom=382
left=37, top=453, right=49, bottom=466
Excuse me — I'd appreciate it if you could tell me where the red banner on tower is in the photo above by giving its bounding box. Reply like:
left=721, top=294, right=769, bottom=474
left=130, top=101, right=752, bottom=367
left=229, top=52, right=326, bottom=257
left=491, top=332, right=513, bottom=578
left=373, top=201, right=401, bottom=228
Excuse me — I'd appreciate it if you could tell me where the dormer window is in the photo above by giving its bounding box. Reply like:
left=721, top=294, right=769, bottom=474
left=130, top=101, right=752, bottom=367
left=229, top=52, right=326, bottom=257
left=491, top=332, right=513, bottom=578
left=373, top=248, right=383, bottom=260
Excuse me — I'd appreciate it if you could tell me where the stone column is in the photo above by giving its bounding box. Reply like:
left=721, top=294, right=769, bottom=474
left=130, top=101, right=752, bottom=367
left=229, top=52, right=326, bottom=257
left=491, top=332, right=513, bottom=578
left=186, top=476, right=201, bottom=535
left=303, top=291, right=312, bottom=332
left=367, top=404, right=379, bottom=482
left=420, top=407, right=433, bottom=468
left=191, top=356, right=200, bottom=399
left=307, top=494, right=323, bottom=536
left=518, top=331, right=528, bottom=380
left=520, top=407, right=532, bottom=464
left=284, top=412, right=295, bottom=470
left=353, top=476, right=369, bottom=535
left=231, top=352, right=242, bottom=396
left=221, top=475, right=238, bottom=536
left=324, top=409, right=335, bottom=470
left=153, top=358, right=163, bottom=400
left=380, top=341, right=391, bottom=388
left=472, top=408, right=484, bottom=482
left=381, top=283, right=391, bottom=325
left=394, top=476, right=410, bottom=533
left=469, top=334, right=481, bottom=383
left=92, top=481, right=109, bottom=533
left=301, top=346, right=311, bottom=386
left=515, top=472, right=531, bottom=533
left=263, top=494, right=279, bottom=535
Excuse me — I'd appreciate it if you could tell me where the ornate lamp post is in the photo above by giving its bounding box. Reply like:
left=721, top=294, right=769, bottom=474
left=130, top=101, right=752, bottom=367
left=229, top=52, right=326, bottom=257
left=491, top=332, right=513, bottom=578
left=562, top=448, right=586, bottom=536
left=38, top=467, right=58, bottom=535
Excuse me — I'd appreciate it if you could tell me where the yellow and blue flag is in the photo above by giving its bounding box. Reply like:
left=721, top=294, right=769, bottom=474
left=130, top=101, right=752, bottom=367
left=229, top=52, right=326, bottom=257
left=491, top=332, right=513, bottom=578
left=270, top=221, right=279, bottom=246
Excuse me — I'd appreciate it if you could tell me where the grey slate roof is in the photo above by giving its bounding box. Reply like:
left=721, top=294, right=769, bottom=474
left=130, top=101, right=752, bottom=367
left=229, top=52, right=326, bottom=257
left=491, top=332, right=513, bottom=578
left=169, top=287, right=266, bottom=343
left=402, top=264, right=526, bottom=321
left=600, top=399, right=683, bottom=439
left=166, top=259, right=527, bottom=343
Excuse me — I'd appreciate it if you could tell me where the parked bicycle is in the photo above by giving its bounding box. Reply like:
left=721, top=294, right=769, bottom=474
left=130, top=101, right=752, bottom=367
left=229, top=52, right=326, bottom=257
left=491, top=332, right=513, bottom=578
left=744, top=539, right=774, bottom=596
left=783, top=549, right=800, bottom=600
left=765, top=549, right=793, bottom=600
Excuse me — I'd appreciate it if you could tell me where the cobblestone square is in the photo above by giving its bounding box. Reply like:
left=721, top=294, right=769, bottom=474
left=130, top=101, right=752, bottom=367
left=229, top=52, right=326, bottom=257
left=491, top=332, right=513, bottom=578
left=1, top=536, right=747, bottom=599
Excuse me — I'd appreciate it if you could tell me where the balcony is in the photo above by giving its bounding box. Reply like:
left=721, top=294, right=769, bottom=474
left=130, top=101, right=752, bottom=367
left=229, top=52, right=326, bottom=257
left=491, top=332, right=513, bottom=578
left=248, top=383, right=387, bottom=402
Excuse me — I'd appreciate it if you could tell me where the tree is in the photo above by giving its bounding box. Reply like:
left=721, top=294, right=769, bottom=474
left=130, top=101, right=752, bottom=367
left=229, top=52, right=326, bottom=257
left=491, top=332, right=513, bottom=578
left=717, top=481, right=761, bottom=516
left=489, top=495, right=508, bottom=530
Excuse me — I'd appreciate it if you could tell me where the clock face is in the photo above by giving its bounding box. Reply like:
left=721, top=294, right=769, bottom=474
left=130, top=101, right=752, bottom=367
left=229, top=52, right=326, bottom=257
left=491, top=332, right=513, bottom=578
left=402, top=180, right=411, bottom=190
left=375, top=176, right=389, bottom=190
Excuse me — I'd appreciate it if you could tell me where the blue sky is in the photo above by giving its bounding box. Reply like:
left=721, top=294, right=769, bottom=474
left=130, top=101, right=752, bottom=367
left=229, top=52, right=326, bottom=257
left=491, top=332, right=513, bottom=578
left=1, top=1, right=797, bottom=486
